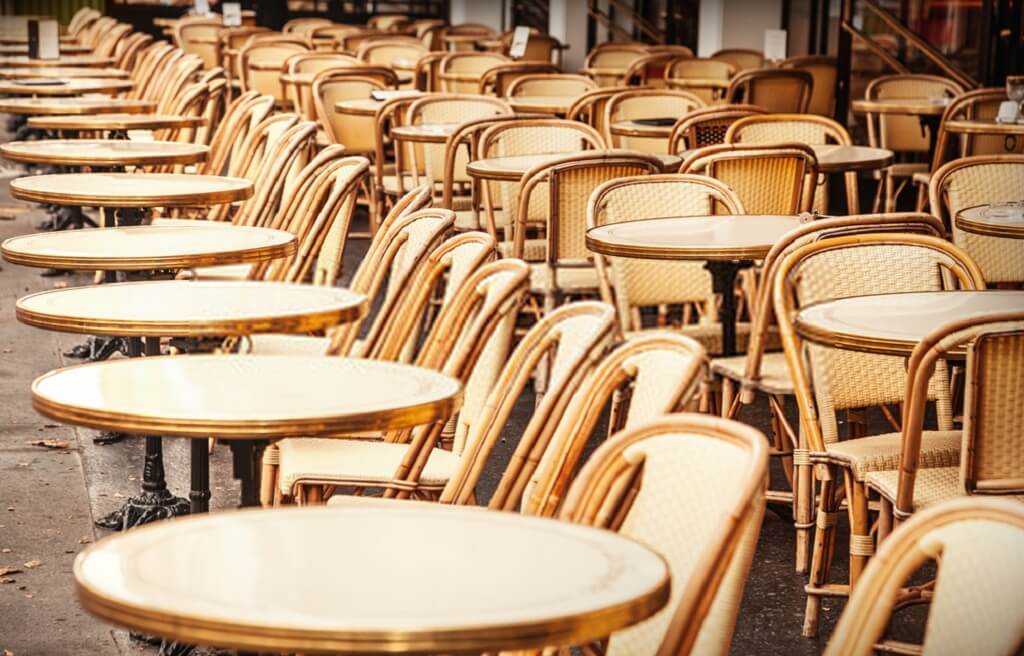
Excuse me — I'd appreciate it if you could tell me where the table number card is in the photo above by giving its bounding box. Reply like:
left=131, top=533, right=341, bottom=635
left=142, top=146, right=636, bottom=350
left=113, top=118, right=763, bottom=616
left=28, top=19, right=60, bottom=60
left=764, top=29, right=788, bottom=62
left=193, top=0, right=211, bottom=16
left=222, top=2, right=242, bottom=27
left=509, top=26, right=531, bottom=59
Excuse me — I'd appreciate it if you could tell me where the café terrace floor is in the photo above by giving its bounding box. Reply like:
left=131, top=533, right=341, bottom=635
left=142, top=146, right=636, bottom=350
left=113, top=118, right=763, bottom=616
left=0, top=161, right=924, bottom=655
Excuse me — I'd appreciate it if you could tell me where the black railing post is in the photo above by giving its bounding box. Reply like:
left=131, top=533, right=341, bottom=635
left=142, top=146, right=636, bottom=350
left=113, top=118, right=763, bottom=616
left=836, top=0, right=853, bottom=125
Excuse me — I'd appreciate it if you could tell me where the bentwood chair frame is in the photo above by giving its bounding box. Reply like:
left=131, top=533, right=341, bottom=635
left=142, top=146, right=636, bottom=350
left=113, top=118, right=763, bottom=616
left=557, top=413, right=767, bottom=656
left=668, top=104, right=767, bottom=153
left=725, top=69, right=814, bottom=113
left=281, top=53, right=363, bottom=117
left=711, top=48, right=765, bottom=71
left=506, top=73, right=597, bottom=100
left=477, top=62, right=560, bottom=96
left=114, top=32, right=154, bottom=72
left=773, top=233, right=986, bottom=637
left=663, top=57, right=736, bottom=104
left=581, top=43, right=649, bottom=87
left=199, top=91, right=273, bottom=176
left=312, top=70, right=394, bottom=156
left=370, top=94, right=428, bottom=226
left=603, top=88, right=706, bottom=150
left=825, top=498, right=1024, bottom=656
left=438, top=52, right=511, bottom=93
left=780, top=55, right=838, bottom=116
left=566, top=86, right=633, bottom=138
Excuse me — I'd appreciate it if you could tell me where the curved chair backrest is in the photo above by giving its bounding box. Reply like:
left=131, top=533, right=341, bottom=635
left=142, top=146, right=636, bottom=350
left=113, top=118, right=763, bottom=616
left=114, top=32, right=154, bottom=71
left=604, top=88, right=706, bottom=151
left=239, top=39, right=310, bottom=100
left=664, top=56, right=735, bottom=103
left=439, top=52, right=510, bottom=92
left=477, top=62, right=560, bottom=96
left=201, top=91, right=273, bottom=176
left=711, top=48, right=764, bottom=71
left=357, top=38, right=427, bottom=68
left=174, top=17, right=222, bottom=68
left=566, top=85, right=632, bottom=136
left=865, top=74, right=964, bottom=154
left=773, top=233, right=985, bottom=453
left=781, top=55, right=837, bottom=115
left=623, top=52, right=682, bottom=87
left=560, top=413, right=768, bottom=656
left=155, top=55, right=205, bottom=115
left=406, top=94, right=511, bottom=185
left=583, top=44, right=649, bottom=86
left=825, top=498, right=1024, bottom=656
left=92, top=22, right=132, bottom=59
left=507, top=73, right=596, bottom=98
left=931, top=87, right=1024, bottom=170
left=282, top=17, right=331, bottom=35
left=526, top=333, right=709, bottom=518
left=312, top=70, right=391, bottom=153
left=725, top=68, right=814, bottom=113
left=668, top=104, right=767, bottom=153
left=928, top=154, right=1024, bottom=284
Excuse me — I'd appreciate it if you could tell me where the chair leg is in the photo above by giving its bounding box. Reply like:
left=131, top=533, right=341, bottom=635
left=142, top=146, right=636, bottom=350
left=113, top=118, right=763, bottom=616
left=802, top=467, right=839, bottom=638
left=877, top=497, right=894, bottom=544
left=845, top=475, right=874, bottom=587
left=720, top=377, right=735, bottom=419
left=794, top=447, right=814, bottom=574
left=259, top=444, right=279, bottom=508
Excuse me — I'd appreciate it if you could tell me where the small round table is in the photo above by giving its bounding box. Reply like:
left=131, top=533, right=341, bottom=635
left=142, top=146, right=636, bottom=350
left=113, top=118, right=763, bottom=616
left=0, top=44, right=91, bottom=55
left=955, top=204, right=1024, bottom=239
left=18, top=280, right=366, bottom=520
left=587, top=214, right=803, bottom=356
left=0, top=66, right=129, bottom=79
left=389, top=122, right=459, bottom=144
left=0, top=77, right=132, bottom=96
left=609, top=118, right=678, bottom=140
left=74, top=504, right=669, bottom=654
left=1, top=140, right=209, bottom=168
left=0, top=54, right=116, bottom=68
left=944, top=118, right=1024, bottom=155
left=678, top=143, right=893, bottom=174
left=507, top=95, right=579, bottom=115
left=333, top=97, right=384, bottom=117
left=793, top=290, right=1024, bottom=356
left=33, top=355, right=461, bottom=509
left=467, top=151, right=683, bottom=182
left=27, top=113, right=206, bottom=133
left=0, top=97, right=155, bottom=116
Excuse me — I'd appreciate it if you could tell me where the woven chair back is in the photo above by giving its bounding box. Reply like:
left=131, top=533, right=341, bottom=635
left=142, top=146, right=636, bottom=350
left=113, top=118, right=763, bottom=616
left=865, top=74, right=963, bottom=153
left=726, top=68, right=813, bottom=113
left=312, top=72, right=388, bottom=153
left=781, top=55, right=837, bottom=115
left=407, top=95, right=511, bottom=185
left=605, top=89, right=705, bottom=152
left=478, top=62, right=560, bottom=96
left=439, top=52, right=510, bottom=92
left=507, top=73, right=596, bottom=98
left=711, top=48, right=764, bottom=71
left=668, top=105, right=766, bottom=152
left=175, top=18, right=221, bottom=68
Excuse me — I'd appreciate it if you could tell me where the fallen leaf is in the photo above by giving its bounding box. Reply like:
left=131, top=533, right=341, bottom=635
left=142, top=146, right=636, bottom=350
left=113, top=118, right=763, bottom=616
left=52, top=281, right=67, bottom=289
left=23, top=593, right=32, bottom=598
left=77, top=537, right=91, bottom=545
left=0, top=567, right=21, bottom=576
left=28, top=440, right=68, bottom=450
left=0, top=577, right=15, bottom=584
left=1, top=549, right=10, bottom=553
left=4, top=648, right=15, bottom=656
left=22, top=560, right=41, bottom=569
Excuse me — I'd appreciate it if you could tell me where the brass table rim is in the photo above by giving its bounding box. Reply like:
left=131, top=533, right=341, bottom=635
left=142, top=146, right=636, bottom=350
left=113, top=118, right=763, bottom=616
left=389, top=123, right=459, bottom=144
left=467, top=152, right=681, bottom=182
left=32, top=355, right=463, bottom=439
left=955, top=204, right=1024, bottom=239
left=72, top=505, right=669, bottom=653
left=1, top=225, right=295, bottom=271
left=849, top=98, right=949, bottom=115
left=609, top=120, right=674, bottom=138
left=943, top=118, right=1024, bottom=135
left=15, top=280, right=367, bottom=337
left=0, top=98, right=156, bottom=115
left=9, top=172, right=254, bottom=208
left=1, top=140, right=210, bottom=166
left=0, top=78, right=133, bottom=96
left=27, top=114, right=208, bottom=130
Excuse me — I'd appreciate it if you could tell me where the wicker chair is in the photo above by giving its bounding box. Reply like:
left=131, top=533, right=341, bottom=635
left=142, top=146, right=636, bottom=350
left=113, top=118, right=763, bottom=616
left=173, top=17, right=221, bottom=69
left=588, top=174, right=750, bottom=354
left=711, top=48, right=764, bottom=71
left=367, top=14, right=412, bottom=31
left=282, top=53, right=362, bottom=119
left=239, top=38, right=310, bottom=104
left=477, top=119, right=605, bottom=257
left=477, top=62, right=560, bottom=96
left=725, top=113, right=858, bottom=212
left=725, top=69, right=814, bottom=113
left=507, top=73, right=597, bottom=99
left=113, top=32, right=154, bottom=72
left=309, top=24, right=360, bottom=49
left=825, top=498, right=1024, bottom=656
left=773, top=233, right=986, bottom=637
left=929, top=155, right=1024, bottom=284
left=557, top=413, right=767, bottom=656
left=582, top=43, right=650, bottom=86
left=369, top=94, right=429, bottom=226
left=863, top=74, right=964, bottom=211
left=664, top=57, right=735, bottom=104
left=282, top=17, right=331, bottom=36
left=312, top=70, right=393, bottom=155
left=438, top=52, right=510, bottom=92
left=709, top=212, right=946, bottom=573
left=622, top=52, right=682, bottom=87
left=866, top=313, right=1024, bottom=531
left=679, top=142, right=819, bottom=215
left=566, top=86, right=633, bottom=137
left=668, top=104, right=767, bottom=152
left=524, top=333, right=708, bottom=518
left=781, top=55, right=838, bottom=116
left=516, top=151, right=663, bottom=315
left=604, top=89, right=705, bottom=152
left=217, top=27, right=270, bottom=98
left=198, top=91, right=274, bottom=177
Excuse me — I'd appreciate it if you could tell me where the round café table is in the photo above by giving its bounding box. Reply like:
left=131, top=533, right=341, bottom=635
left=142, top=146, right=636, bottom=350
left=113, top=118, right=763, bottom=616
left=793, top=290, right=1024, bottom=357
left=944, top=118, right=1024, bottom=155
left=587, top=214, right=803, bottom=356
left=609, top=118, right=679, bottom=140
left=0, top=97, right=155, bottom=116
left=0, top=66, right=129, bottom=79
left=28, top=113, right=206, bottom=133
left=0, top=77, right=133, bottom=97
left=74, top=504, right=668, bottom=654
left=677, top=143, right=894, bottom=174
left=33, top=355, right=461, bottom=511
left=18, top=280, right=366, bottom=522
left=390, top=122, right=459, bottom=144
left=467, top=151, right=683, bottom=182
left=507, top=95, right=579, bottom=115
left=955, top=204, right=1024, bottom=239
left=0, top=44, right=91, bottom=55
left=333, top=97, right=385, bottom=117
left=1, top=139, right=208, bottom=168
left=0, top=54, right=116, bottom=68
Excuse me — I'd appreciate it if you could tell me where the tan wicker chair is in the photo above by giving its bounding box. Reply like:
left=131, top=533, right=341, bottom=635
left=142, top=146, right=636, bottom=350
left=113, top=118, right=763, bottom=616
left=309, top=24, right=360, bottom=49
left=477, top=62, right=560, bottom=96
left=773, top=233, right=986, bottom=637
left=863, top=74, right=964, bottom=211
left=516, top=151, right=663, bottom=315
left=282, top=17, right=331, bottom=36
left=477, top=118, right=605, bottom=256
left=825, top=498, right=1024, bottom=656
left=582, top=43, right=649, bottom=87
left=369, top=94, right=429, bottom=226
left=524, top=333, right=708, bottom=519
left=566, top=86, right=633, bottom=138
left=781, top=55, right=838, bottom=116
left=173, top=17, right=221, bottom=69
left=357, top=38, right=427, bottom=89
left=679, top=142, right=819, bottom=215
left=866, top=313, right=1024, bottom=531
left=312, top=70, right=391, bottom=154
left=217, top=27, right=270, bottom=98
left=668, top=104, right=767, bottom=152
left=367, top=14, right=412, bottom=31
left=438, top=52, right=510, bottom=92
left=198, top=91, right=274, bottom=177
left=282, top=53, right=362, bottom=119
left=622, top=52, right=682, bottom=87
left=557, top=413, right=767, bottom=656
left=709, top=212, right=946, bottom=574
left=929, top=155, right=1024, bottom=284
left=725, top=113, right=858, bottom=213
left=588, top=174, right=748, bottom=354
left=604, top=88, right=705, bottom=152
left=664, top=57, right=736, bottom=104
left=114, top=32, right=154, bottom=72
left=507, top=73, right=597, bottom=99
left=725, top=69, right=814, bottom=113
left=711, top=48, right=764, bottom=71
left=239, top=38, right=310, bottom=104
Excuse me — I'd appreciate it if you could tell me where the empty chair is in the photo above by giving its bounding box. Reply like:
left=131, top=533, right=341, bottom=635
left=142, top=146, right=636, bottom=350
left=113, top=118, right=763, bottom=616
left=477, top=62, right=560, bottom=96
left=282, top=17, right=332, bottom=36
left=605, top=88, right=705, bottom=152
left=582, top=43, right=650, bottom=86
left=239, top=37, right=310, bottom=104
left=439, top=52, right=510, bottom=92
left=567, top=86, right=632, bottom=137
left=173, top=17, right=222, bottom=69
left=781, top=55, right=838, bottom=116
left=507, top=73, right=596, bottom=99
left=669, top=104, right=767, bottom=152
left=711, top=48, right=764, bottom=71
left=725, top=69, right=814, bottom=113
left=312, top=70, right=392, bottom=154
left=664, top=57, right=736, bottom=104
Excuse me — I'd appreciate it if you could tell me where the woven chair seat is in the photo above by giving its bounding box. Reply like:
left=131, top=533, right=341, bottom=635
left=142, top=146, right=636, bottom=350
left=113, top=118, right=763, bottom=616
left=529, top=265, right=599, bottom=292
left=867, top=467, right=1024, bottom=513
left=277, top=438, right=458, bottom=494
left=818, top=430, right=961, bottom=481
left=710, top=350, right=793, bottom=395
left=246, top=333, right=330, bottom=355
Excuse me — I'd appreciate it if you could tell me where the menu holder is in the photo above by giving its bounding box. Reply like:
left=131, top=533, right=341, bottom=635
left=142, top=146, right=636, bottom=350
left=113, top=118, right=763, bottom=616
left=222, top=2, right=242, bottom=27
left=28, top=19, right=60, bottom=61
left=508, top=26, right=530, bottom=60
left=193, top=0, right=211, bottom=16
left=764, top=29, right=787, bottom=63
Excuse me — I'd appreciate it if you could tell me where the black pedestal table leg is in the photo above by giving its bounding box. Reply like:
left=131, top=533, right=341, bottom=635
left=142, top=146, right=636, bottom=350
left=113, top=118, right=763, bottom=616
left=189, top=439, right=211, bottom=514
left=704, top=260, right=751, bottom=358
left=230, top=439, right=266, bottom=508
left=94, top=337, right=190, bottom=530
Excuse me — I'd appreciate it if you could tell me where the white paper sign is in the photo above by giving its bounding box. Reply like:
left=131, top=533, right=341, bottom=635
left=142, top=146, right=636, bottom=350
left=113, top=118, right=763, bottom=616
left=193, top=0, right=211, bottom=16
left=764, top=29, right=787, bottom=62
left=509, top=26, right=530, bottom=59
left=29, top=19, right=60, bottom=60
left=222, top=2, right=241, bottom=26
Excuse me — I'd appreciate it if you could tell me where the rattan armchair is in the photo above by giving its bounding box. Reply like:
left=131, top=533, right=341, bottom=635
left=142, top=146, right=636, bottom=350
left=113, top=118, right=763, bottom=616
left=438, top=52, right=510, bottom=92
left=477, top=62, right=560, bottom=96
left=507, top=73, right=596, bottom=99
left=826, top=498, right=1024, bottom=656
left=281, top=53, right=362, bottom=118
left=773, top=233, right=986, bottom=637
left=566, top=86, right=632, bottom=137
left=582, top=43, right=649, bottom=87
left=711, top=48, right=764, bottom=71
left=173, top=17, right=221, bottom=69
left=604, top=89, right=705, bottom=152
left=664, top=57, right=735, bottom=104
left=679, top=142, right=819, bottom=215
left=282, top=17, right=331, bottom=36
left=557, top=413, right=767, bottom=656
left=929, top=154, right=1024, bottom=284
left=668, top=104, right=767, bottom=152
left=239, top=38, right=310, bottom=104
left=725, top=69, right=813, bottom=113
left=312, top=70, right=392, bottom=154
left=781, top=55, right=838, bottom=116
left=198, top=91, right=274, bottom=177
left=113, top=32, right=153, bottom=72
left=369, top=94, right=428, bottom=226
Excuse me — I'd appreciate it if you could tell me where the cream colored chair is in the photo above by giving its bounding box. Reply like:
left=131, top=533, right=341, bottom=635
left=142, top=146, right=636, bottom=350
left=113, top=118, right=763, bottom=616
left=668, top=105, right=767, bottom=152
left=582, top=43, right=649, bottom=87
left=781, top=55, right=838, bottom=116
left=282, top=53, right=362, bottom=119
left=664, top=58, right=735, bottom=104
left=312, top=70, right=391, bottom=155
left=173, top=17, right=221, bottom=69
left=604, top=88, right=705, bottom=152
left=506, top=73, right=596, bottom=99
left=711, top=48, right=764, bottom=71
left=725, top=69, right=814, bottom=113
left=438, top=52, right=510, bottom=92
left=239, top=38, right=310, bottom=104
